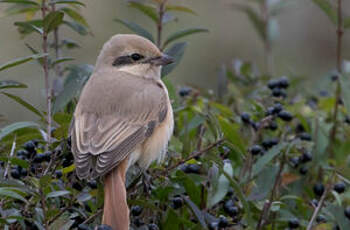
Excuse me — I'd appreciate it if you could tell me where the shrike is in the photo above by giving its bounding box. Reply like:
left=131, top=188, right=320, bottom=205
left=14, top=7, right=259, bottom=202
left=70, top=34, right=174, bottom=229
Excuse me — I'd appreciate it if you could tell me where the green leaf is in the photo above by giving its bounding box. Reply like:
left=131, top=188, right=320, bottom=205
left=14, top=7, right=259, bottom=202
left=25, top=43, right=44, bottom=66
left=183, top=197, right=208, bottom=229
left=207, top=161, right=233, bottom=208
left=51, top=57, right=74, bottom=68
left=63, top=20, right=88, bottom=35
left=114, top=18, right=154, bottom=42
left=312, top=0, right=337, bottom=24
left=232, top=3, right=266, bottom=41
left=61, top=7, right=88, bottom=27
left=0, top=0, right=39, bottom=5
left=43, top=11, right=64, bottom=33
left=62, top=164, right=75, bottom=174
left=0, top=54, right=46, bottom=72
left=46, top=190, right=70, bottom=198
left=161, top=42, right=187, bottom=77
left=162, top=209, right=181, bottom=230
left=340, top=74, right=350, bottom=114
left=50, top=0, right=85, bottom=6
left=129, top=2, right=158, bottom=23
left=0, top=121, right=40, bottom=140
left=0, top=80, right=27, bottom=89
left=0, top=187, right=27, bottom=203
left=163, top=28, right=208, bottom=48
left=345, top=17, right=350, bottom=29
left=251, top=143, right=287, bottom=179
left=218, top=116, right=245, bottom=154
left=1, top=92, right=44, bottom=119
left=165, top=5, right=196, bottom=15
left=14, top=21, right=43, bottom=35
left=52, top=64, right=93, bottom=114
left=9, top=157, right=30, bottom=168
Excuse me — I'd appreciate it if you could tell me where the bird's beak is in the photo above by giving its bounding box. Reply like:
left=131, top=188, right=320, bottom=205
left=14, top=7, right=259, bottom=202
left=150, top=54, right=174, bottom=66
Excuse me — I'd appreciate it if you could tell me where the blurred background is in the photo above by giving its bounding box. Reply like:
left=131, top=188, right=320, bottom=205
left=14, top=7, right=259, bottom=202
left=0, top=0, right=350, bottom=125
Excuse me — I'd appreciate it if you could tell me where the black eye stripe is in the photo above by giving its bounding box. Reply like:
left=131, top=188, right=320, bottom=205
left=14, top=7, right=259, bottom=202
left=112, top=53, right=145, bottom=66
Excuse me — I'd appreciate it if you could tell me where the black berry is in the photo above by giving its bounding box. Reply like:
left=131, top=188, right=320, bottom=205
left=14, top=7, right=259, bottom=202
left=267, top=79, right=279, bottom=90
left=241, top=112, right=251, bottom=124
left=300, top=152, right=312, bottom=163
left=299, top=166, right=308, bottom=175
left=278, top=76, right=289, bottom=88
left=11, top=168, right=21, bottom=179
left=333, top=182, right=346, bottom=194
left=208, top=222, right=219, bottom=230
left=87, top=180, right=98, bottom=189
left=55, top=170, right=63, bottom=178
left=250, top=145, right=263, bottom=155
left=278, top=110, right=293, bottom=121
left=218, top=215, right=228, bottom=228
left=33, top=154, right=45, bottom=163
left=179, top=87, right=191, bottom=97
left=23, top=141, right=36, bottom=153
left=171, top=196, right=183, bottom=209
left=316, top=215, right=326, bottom=223
left=95, top=225, right=112, bottom=230
left=148, top=223, right=159, bottom=230
left=299, top=132, right=312, bottom=141
left=313, top=183, right=325, bottom=197
left=290, top=157, right=300, bottom=168
left=72, top=182, right=83, bottom=191
left=345, top=206, right=350, bottom=220
left=77, top=224, right=90, bottom=230
left=288, top=218, right=300, bottom=228
left=131, top=205, right=143, bottom=216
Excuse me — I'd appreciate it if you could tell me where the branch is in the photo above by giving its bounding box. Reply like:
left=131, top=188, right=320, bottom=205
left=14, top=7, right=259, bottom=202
left=4, top=136, right=16, bottom=178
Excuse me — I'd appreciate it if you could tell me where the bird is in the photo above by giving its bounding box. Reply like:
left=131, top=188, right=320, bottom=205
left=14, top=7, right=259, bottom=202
left=69, top=34, right=174, bottom=230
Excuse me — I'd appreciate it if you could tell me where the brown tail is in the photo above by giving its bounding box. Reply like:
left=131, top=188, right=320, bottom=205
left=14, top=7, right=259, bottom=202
left=102, top=159, right=129, bottom=230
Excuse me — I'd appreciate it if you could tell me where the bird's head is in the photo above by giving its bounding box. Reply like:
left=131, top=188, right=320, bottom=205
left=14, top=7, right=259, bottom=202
left=95, top=34, right=173, bottom=79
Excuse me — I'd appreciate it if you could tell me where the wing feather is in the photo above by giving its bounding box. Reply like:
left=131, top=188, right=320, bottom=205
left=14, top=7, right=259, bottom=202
left=71, top=70, right=168, bottom=179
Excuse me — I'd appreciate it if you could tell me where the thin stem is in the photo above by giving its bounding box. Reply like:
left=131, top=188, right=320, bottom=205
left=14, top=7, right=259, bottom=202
left=261, top=0, right=272, bottom=75
left=41, top=0, right=52, bottom=149
left=156, top=0, right=166, bottom=49
left=4, top=136, right=16, bottom=178
left=52, top=4, right=62, bottom=79
left=328, top=0, right=343, bottom=158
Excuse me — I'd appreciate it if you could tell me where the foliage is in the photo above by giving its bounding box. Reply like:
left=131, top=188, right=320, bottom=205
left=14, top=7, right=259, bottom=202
left=0, top=0, right=350, bottom=230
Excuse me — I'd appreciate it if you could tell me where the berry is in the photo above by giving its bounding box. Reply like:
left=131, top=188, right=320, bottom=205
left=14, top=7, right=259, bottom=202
left=273, top=103, right=285, bottom=114
left=295, top=123, right=305, bottom=133
left=72, top=182, right=83, bottom=191
left=20, top=168, right=28, bottom=177
left=251, top=122, right=261, bottom=131
left=171, top=196, right=183, bottom=209
left=148, top=223, right=159, bottom=230
left=345, top=206, right=350, bottom=220
left=278, top=76, right=289, bottom=88
left=179, top=87, right=191, bottom=97
left=208, top=222, right=219, bottom=230
left=311, top=199, right=319, bottom=207
left=182, top=164, right=200, bottom=174
left=55, top=170, right=63, bottom=178
left=262, top=138, right=279, bottom=149
left=272, top=87, right=284, bottom=97
left=288, top=218, right=300, bottom=228
left=11, top=168, right=21, bottom=179
left=299, top=132, right=312, bottom=141
left=316, top=215, right=326, bottom=223
left=268, top=121, right=278, bottom=130
left=313, top=183, right=325, bottom=197
left=240, top=112, right=251, bottom=124
left=250, top=145, right=263, bottom=155
left=131, top=205, right=143, bottom=216
left=299, top=166, right=308, bottom=175
left=333, top=182, right=346, bottom=194
left=95, top=225, right=112, bottom=230
left=267, top=79, right=279, bottom=90
left=17, top=149, right=30, bottom=159
left=225, top=206, right=239, bottom=217
left=278, top=110, right=293, bottom=121
left=33, top=154, right=45, bottom=163
left=218, top=215, right=228, bottom=228
left=290, top=157, right=300, bottom=168
left=23, top=141, right=36, bottom=153
left=300, top=152, right=312, bottom=163
left=87, top=180, right=98, bottom=189
left=43, top=151, right=52, bottom=162
left=266, top=107, right=274, bottom=116
left=331, top=74, right=338, bottom=81
left=77, top=224, right=90, bottom=230
left=133, top=218, right=144, bottom=227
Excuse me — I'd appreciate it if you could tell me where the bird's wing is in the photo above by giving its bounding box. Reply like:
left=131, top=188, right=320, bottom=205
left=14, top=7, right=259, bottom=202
left=70, top=70, right=168, bottom=179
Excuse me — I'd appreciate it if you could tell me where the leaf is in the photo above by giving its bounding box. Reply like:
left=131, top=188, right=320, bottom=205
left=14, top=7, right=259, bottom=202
left=50, top=0, right=85, bottom=6
left=0, top=121, right=40, bottom=140
left=52, top=64, right=93, bottom=114
left=114, top=18, right=154, bottom=42
left=0, top=0, right=39, bottom=5
left=61, top=39, right=80, bottom=49
left=163, top=28, right=208, bottom=48
left=327, top=204, right=350, bottom=230
left=63, top=20, right=88, bottom=35
left=0, top=80, right=27, bottom=89
left=161, top=42, right=187, bottom=77
left=0, top=54, right=46, bottom=72
left=340, top=74, right=350, bottom=114
left=46, top=190, right=70, bottom=198
left=345, top=17, right=350, bottom=29
left=51, top=57, right=74, bottom=67
left=218, top=116, right=245, bottom=154
left=14, top=21, right=43, bottom=35
left=43, top=11, right=64, bottom=33
left=207, top=161, right=233, bottom=208
left=1, top=92, right=44, bottom=119
left=25, top=44, right=44, bottom=66
left=232, top=3, right=265, bottom=41
left=183, top=197, right=208, bottom=229
left=0, top=187, right=27, bottom=203
left=62, top=164, right=75, bottom=174
left=312, top=0, right=337, bottom=24
left=162, top=209, right=181, bottom=230
left=129, top=2, right=158, bottom=23
left=61, top=7, right=88, bottom=27
left=165, top=5, right=196, bottom=15
left=251, top=142, right=287, bottom=179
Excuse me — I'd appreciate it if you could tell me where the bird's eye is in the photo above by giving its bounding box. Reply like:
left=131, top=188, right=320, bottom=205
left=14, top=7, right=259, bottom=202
left=131, top=53, right=144, bottom=61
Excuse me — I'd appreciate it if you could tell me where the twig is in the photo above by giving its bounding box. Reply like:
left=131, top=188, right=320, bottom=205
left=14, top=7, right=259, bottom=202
left=261, top=0, right=272, bottom=75
left=328, top=0, right=343, bottom=158
left=48, top=195, right=77, bottom=225
left=82, top=209, right=103, bottom=225
left=41, top=0, right=52, bottom=150
left=4, top=136, right=16, bottom=178
left=306, top=178, right=333, bottom=230
left=156, top=0, right=167, bottom=49
left=40, top=188, right=48, bottom=230
left=52, top=3, right=63, bottom=79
